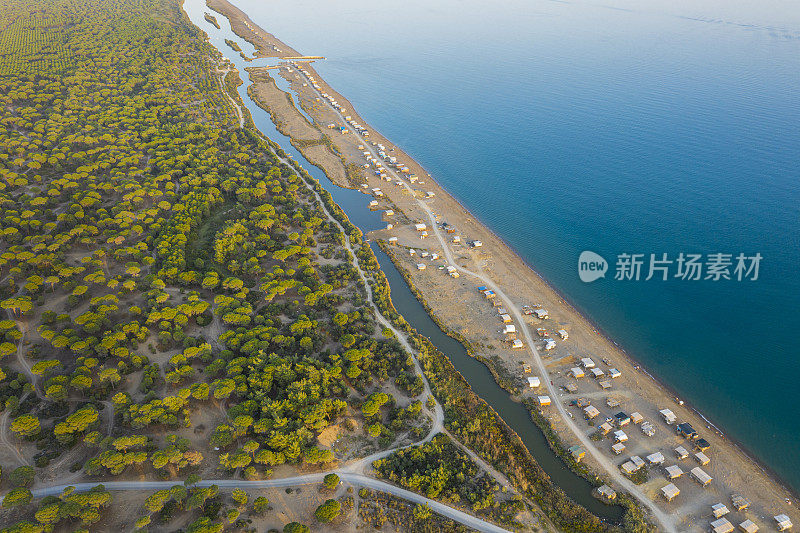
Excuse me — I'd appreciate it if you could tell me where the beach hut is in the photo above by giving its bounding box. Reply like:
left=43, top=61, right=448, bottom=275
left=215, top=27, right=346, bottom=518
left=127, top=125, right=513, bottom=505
left=695, top=451, right=710, bottom=466
left=387, top=237, right=398, bottom=245
left=409, top=248, right=416, bottom=256
left=591, top=368, right=605, bottom=378
left=522, top=363, right=532, bottom=373
left=596, top=485, right=617, bottom=501
left=544, top=338, right=556, bottom=350
left=512, top=339, right=524, bottom=349
left=584, top=405, right=600, bottom=419
left=677, top=422, right=698, bottom=439
left=482, top=289, right=495, bottom=299
left=641, top=421, right=656, bottom=436
left=558, top=329, right=569, bottom=340
left=646, top=452, right=665, bottom=465
left=471, top=240, right=482, bottom=247
left=568, top=445, right=586, bottom=462
left=775, top=514, right=793, bottom=531
left=416, top=264, right=426, bottom=271
left=431, top=253, right=440, bottom=260
left=385, top=209, right=394, bottom=216
left=419, top=231, right=428, bottom=239
left=599, top=422, right=613, bottom=435
left=606, top=398, right=621, bottom=408
left=621, top=461, right=639, bottom=475
left=691, top=466, right=712, bottom=487
left=369, top=200, right=379, bottom=208
left=731, top=495, right=751, bottom=511
left=599, top=380, right=613, bottom=390
left=386, top=224, right=394, bottom=230
left=615, top=412, right=631, bottom=427
left=609, top=368, right=622, bottom=378
left=612, top=442, right=626, bottom=455
left=446, top=266, right=459, bottom=278
left=414, top=223, right=427, bottom=232
left=712, top=503, right=730, bottom=518
left=613, top=430, right=628, bottom=443
left=497, top=307, right=508, bottom=315
left=738, top=519, right=758, bottom=533
left=503, top=325, right=517, bottom=335
left=630, top=412, right=644, bottom=424
left=570, top=367, right=585, bottom=379
left=675, top=445, right=689, bottom=459
left=581, top=357, right=596, bottom=368
left=664, top=464, right=683, bottom=479
left=500, top=314, right=512, bottom=323
left=660, top=408, right=677, bottom=425
left=452, top=235, right=461, bottom=243
left=696, top=438, right=711, bottom=451
left=536, top=328, right=547, bottom=337
left=534, top=309, right=549, bottom=319
left=630, top=455, right=645, bottom=469
left=710, top=518, right=734, bottom=533
left=527, top=376, right=541, bottom=388
left=537, top=395, right=551, bottom=406
left=565, top=383, right=578, bottom=394
left=661, top=483, right=680, bottom=502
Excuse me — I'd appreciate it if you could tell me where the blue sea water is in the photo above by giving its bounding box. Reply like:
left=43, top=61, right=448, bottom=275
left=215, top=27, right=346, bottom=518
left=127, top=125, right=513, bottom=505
left=230, top=0, right=800, bottom=490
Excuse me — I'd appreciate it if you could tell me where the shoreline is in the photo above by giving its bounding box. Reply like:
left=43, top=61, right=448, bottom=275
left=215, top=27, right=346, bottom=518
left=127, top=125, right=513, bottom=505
left=275, top=43, right=800, bottom=503
left=199, top=0, right=799, bottom=528
left=282, top=49, right=800, bottom=504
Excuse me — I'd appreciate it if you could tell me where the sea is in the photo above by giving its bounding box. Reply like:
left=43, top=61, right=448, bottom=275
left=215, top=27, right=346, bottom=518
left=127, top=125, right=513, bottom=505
left=228, top=0, right=800, bottom=491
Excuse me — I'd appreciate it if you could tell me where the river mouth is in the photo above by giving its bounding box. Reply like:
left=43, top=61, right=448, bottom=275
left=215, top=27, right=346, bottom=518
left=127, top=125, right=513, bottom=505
left=183, top=0, right=623, bottom=521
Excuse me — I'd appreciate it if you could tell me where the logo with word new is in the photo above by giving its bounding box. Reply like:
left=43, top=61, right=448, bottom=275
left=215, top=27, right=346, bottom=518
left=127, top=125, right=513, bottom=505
left=578, top=251, right=608, bottom=282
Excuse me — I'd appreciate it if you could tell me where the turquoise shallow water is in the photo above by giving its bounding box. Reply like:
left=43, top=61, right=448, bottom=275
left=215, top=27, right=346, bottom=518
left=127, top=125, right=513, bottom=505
left=229, top=0, right=800, bottom=490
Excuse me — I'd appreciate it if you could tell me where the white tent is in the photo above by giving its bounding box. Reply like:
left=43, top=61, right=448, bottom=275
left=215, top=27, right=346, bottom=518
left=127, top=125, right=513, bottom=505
left=712, top=503, right=730, bottom=518
left=691, top=466, right=712, bottom=486
left=659, top=408, right=676, bottom=424
left=661, top=483, right=680, bottom=501
left=738, top=519, right=759, bottom=533
left=537, top=395, right=551, bottom=406
left=646, top=452, right=665, bottom=465
left=775, top=514, right=793, bottom=531
left=710, top=518, right=734, bottom=533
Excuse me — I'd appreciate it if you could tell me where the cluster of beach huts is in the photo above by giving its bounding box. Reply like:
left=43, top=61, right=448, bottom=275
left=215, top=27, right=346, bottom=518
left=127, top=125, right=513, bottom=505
left=385, top=220, right=472, bottom=281
left=292, top=63, right=371, bottom=137
left=294, top=62, right=445, bottom=204
left=466, top=285, right=574, bottom=409
left=405, top=246, right=443, bottom=272
left=566, top=354, right=622, bottom=392
left=571, top=392, right=793, bottom=532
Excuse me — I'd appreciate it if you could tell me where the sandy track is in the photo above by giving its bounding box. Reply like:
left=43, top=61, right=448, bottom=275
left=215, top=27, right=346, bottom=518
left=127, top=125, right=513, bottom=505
left=24, top=474, right=512, bottom=533
left=218, top=67, right=244, bottom=127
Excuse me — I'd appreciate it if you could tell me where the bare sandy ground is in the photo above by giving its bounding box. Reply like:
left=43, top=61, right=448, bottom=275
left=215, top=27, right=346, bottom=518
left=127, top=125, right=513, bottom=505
left=205, top=1, right=799, bottom=531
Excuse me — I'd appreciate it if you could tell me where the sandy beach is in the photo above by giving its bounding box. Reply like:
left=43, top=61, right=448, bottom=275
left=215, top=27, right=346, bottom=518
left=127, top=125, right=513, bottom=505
left=203, top=1, right=799, bottom=530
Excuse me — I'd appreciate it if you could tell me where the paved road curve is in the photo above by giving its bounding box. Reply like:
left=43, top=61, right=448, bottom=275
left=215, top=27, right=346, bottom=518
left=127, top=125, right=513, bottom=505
left=23, top=473, right=512, bottom=533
